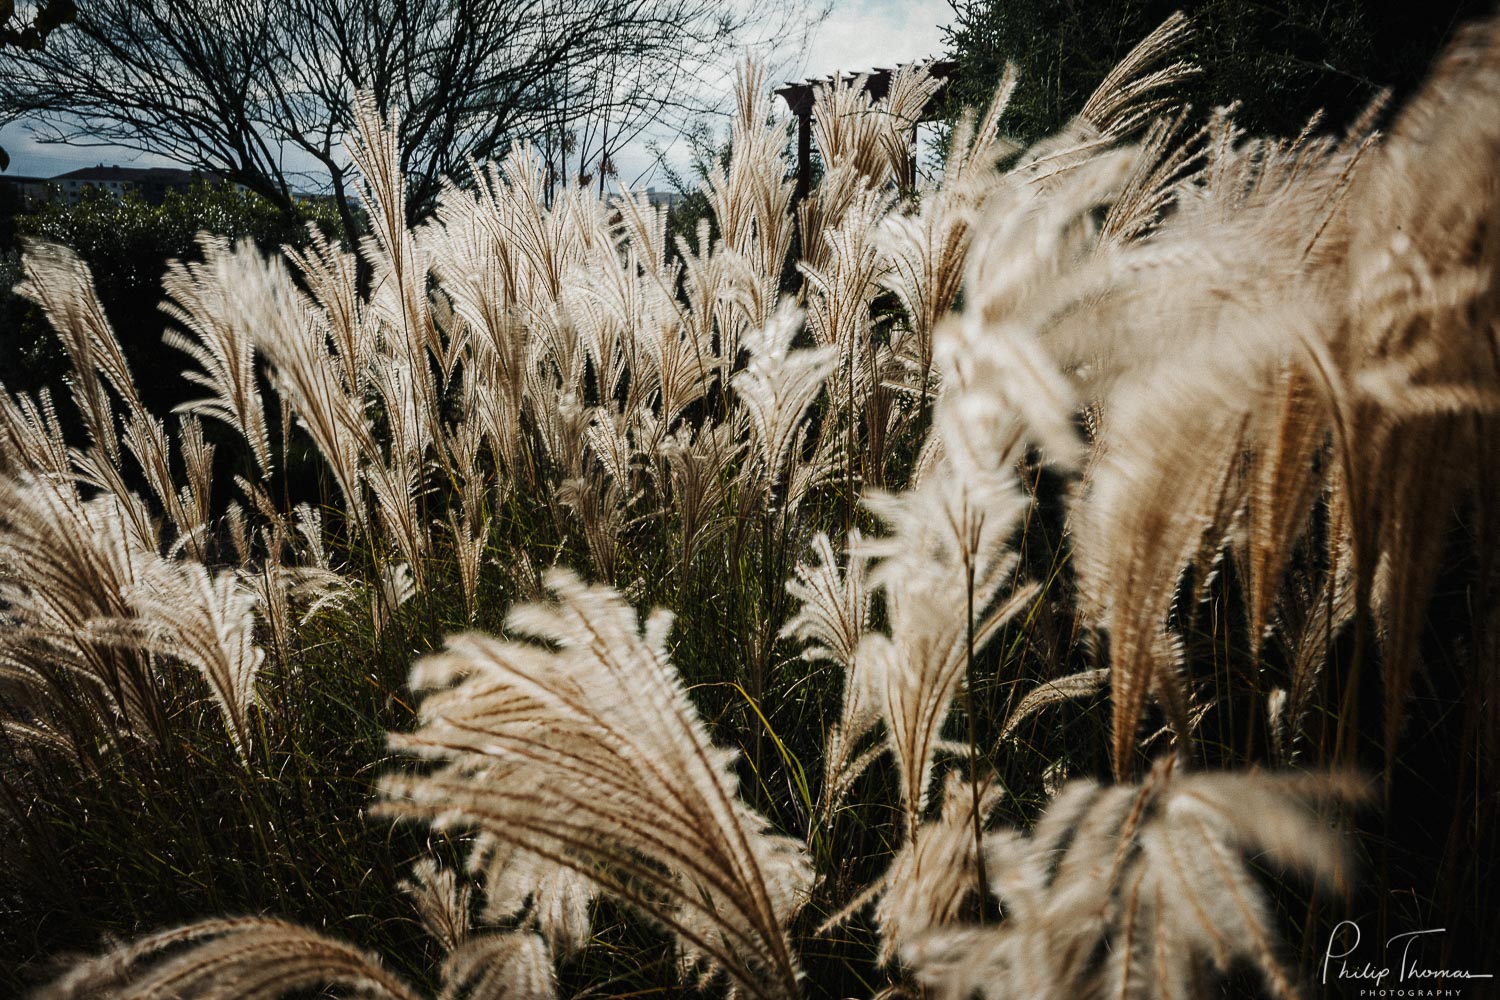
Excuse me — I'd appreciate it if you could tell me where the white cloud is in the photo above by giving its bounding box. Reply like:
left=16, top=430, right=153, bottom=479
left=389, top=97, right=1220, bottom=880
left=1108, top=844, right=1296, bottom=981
left=794, top=0, right=952, bottom=83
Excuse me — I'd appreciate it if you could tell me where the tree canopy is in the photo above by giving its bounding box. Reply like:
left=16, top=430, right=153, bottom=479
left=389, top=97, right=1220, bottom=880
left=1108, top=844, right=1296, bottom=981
left=941, top=0, right=1493, bottom=143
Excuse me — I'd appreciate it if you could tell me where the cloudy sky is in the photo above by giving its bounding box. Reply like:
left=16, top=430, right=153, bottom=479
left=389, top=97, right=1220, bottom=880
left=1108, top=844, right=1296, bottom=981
left=0, top=0, right=956, bottom=189
left=795, top=0, right=951, bottom=80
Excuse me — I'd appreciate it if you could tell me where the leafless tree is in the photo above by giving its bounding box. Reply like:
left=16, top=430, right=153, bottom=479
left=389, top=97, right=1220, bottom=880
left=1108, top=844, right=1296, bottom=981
left=0, top=0, right=799, bottom=230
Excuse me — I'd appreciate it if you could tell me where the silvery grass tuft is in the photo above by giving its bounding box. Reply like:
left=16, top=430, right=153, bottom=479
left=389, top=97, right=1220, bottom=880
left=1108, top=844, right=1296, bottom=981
left=380, top=570, right=815, bottom=1000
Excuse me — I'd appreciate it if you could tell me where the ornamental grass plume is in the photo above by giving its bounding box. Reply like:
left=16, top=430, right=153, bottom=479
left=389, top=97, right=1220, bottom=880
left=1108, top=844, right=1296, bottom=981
left=379, top=570, right=813, bottom=1000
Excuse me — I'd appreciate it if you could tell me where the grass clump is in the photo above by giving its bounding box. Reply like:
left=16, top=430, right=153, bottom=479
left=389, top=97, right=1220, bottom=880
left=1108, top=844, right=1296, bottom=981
left=4, top=12, right=1500, bottom=998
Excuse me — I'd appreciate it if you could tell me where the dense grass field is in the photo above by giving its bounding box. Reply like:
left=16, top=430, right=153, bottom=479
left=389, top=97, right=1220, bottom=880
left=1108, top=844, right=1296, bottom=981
left=2, top=14, right=1498, bottom=999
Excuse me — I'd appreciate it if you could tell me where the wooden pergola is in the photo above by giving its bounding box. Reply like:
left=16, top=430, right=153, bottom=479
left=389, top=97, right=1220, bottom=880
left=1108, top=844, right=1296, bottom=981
left=775, top=59, right=957, bottom=199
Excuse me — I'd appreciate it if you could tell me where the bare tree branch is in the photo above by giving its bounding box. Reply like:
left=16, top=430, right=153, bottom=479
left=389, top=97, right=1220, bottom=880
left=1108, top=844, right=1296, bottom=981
left=0, top=0, right=799, bottom=223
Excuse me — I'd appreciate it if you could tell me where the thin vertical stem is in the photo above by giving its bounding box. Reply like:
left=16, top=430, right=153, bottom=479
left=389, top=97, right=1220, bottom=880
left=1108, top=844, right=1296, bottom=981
left=962, top=491, right=989, bottom=918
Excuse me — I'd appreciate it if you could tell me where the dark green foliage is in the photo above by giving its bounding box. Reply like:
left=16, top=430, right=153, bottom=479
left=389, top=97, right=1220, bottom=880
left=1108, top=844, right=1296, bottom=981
left=941, top=1, right=1493, bottom=142
left=0, top=185, right=344, bottom=413
left=0, top=0, right=74, bottom=52
left=0, top=604, right=450, bottom=993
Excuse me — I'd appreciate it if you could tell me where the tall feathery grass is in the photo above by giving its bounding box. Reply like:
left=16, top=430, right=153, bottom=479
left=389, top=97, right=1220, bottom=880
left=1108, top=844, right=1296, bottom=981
left=2, top=10, right=1498, bottom=998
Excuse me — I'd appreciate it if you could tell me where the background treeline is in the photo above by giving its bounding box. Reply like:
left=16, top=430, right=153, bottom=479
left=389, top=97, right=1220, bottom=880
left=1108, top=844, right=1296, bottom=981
left=942, top=0, right=1494, bottom=141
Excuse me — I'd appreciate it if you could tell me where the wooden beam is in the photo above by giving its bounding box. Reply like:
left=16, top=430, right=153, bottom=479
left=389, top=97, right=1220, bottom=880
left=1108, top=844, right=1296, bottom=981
left=796, top=110, right=811, bottom=202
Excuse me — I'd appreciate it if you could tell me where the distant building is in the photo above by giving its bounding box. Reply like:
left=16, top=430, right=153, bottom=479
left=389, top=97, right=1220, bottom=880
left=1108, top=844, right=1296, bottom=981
left=643, top=187, right=686, bottom=210
left=49, top=165, right=235, bottom=205
left=1, top=165, right=243, bottom=208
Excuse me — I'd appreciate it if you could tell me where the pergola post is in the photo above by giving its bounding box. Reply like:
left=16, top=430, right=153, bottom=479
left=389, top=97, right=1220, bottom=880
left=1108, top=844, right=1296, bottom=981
left=797, top=109, right=812, bottom=201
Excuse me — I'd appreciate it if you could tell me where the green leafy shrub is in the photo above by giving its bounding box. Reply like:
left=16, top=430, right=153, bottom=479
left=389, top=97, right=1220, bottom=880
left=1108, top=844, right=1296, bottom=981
left=1, top=183, right=344, bottom=412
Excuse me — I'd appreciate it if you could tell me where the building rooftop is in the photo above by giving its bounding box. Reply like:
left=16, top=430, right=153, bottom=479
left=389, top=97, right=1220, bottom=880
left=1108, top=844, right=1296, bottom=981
left=50, top=165, right=214, bottom=184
